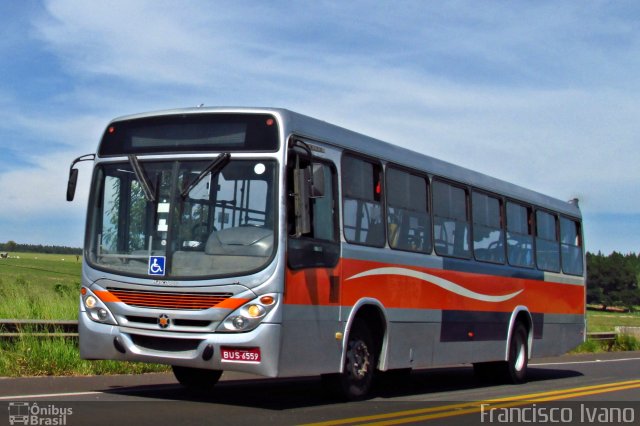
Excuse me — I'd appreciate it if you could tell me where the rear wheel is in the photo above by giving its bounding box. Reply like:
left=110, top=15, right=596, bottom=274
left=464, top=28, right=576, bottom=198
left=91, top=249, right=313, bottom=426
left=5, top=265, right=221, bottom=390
left=504, top=322, right=529, bottom=383
left=172, top=366, right=222, bottom=392
left=323, top=319, right=376, bottom=400
left=474, top=322, right=529, bottom=384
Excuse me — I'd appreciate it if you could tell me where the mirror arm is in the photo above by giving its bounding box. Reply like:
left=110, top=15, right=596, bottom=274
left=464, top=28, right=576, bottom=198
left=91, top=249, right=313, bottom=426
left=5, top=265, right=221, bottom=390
left=69, top=153, right=96, bottom=172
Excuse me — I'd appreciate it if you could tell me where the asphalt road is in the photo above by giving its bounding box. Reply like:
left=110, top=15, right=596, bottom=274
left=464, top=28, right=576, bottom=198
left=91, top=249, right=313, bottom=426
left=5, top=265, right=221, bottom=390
left=1, top=351, right=640, bottom=426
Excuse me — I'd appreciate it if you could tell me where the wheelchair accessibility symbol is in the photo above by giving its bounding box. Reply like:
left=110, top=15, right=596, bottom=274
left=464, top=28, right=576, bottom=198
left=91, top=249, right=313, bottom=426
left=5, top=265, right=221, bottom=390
left=148, top=256, right=166, bottom=276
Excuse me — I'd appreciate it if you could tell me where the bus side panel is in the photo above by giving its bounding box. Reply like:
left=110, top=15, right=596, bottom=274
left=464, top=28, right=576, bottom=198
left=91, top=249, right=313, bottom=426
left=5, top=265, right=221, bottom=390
left=382, top=321, right=438, bottom=370
left=278, top=304, right=344, bottom=377
left=532, top=314, right=585, bottom=357
left=279, top=264, right=344, bottom=377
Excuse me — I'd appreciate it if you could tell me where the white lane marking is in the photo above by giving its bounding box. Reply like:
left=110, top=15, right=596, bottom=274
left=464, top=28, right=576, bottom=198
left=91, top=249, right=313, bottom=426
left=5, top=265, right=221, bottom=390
left=0, top=385, right=180, bottom=401
left=531, top=357, right=640, bottom=366
left=0, top=391, right=103, bottom=400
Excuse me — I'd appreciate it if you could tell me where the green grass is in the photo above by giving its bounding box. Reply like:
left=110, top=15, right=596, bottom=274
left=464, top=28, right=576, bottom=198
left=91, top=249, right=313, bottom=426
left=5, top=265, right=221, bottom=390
left=0, top=252, right=81, bottom=319
left=572, top=334, right=640, bottom=353
left=0, top=252, right=169, bottom=376
left=569, top=310, right=640, bottom=353
left=0, top=335, right=169, bottom=377
left=586, top=310, right=640, bottom=333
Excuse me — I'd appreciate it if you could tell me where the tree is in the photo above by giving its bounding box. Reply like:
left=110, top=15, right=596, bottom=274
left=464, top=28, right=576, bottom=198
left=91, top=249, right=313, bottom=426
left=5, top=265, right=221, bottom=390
left=587, top=251, right=640, bottom=310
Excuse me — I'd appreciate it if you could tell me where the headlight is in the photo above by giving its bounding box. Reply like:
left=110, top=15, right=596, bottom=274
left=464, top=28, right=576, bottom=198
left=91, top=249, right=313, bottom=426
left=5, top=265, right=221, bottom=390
left=218, top=294, right=277, bottom=332
left=81, top=287, right=118, bottom=325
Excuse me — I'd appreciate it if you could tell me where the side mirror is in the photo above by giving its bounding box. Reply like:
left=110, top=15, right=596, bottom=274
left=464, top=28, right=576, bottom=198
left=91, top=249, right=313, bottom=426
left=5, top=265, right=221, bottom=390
left=67, top=168, right=79, bottom=202
left=66, top=153, right=96, bottom=202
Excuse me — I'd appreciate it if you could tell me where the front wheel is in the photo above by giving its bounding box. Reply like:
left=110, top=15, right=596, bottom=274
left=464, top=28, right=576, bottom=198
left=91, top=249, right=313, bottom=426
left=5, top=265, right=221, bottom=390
left=323, top=319, right=376, bottom=401
left=172, top=366, right=222, bottom=392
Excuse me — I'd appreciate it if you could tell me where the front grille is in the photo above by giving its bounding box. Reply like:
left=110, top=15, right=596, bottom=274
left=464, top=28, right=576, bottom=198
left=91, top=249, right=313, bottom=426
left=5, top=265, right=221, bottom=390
left=125, top=316, right=157, bottom=325
left=125, top=316, right=211, bottom=328
left=107, top=288, right=233, bottom=310
left=129, top=334, right=202, bottom=352
left=173, top=319, right=211, bottom=327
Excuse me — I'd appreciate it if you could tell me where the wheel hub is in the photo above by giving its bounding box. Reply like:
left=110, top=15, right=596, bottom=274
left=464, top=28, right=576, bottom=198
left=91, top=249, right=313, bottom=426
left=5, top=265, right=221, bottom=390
left=350, top=341, right=370, bottom=379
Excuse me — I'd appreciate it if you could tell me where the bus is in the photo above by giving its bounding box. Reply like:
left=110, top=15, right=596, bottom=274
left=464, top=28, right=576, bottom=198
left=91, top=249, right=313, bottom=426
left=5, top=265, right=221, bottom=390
left=67, top=107, right=585, bottom=400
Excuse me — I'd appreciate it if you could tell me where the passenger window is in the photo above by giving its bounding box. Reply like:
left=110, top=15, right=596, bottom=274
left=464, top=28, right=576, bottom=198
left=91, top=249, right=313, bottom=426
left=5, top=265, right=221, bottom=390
left=433, top=180, right=470, bottom=258
left=386, top=167, right=431, bottom=253
left=536, top=210, right=560, bottom=272
left=342, top=155, right=384, bottom=247
left=506, top=202, right=534, bottom=268
left=560, top=217, right=583, bottom=275
left=472, top=192, right=505, bottom=263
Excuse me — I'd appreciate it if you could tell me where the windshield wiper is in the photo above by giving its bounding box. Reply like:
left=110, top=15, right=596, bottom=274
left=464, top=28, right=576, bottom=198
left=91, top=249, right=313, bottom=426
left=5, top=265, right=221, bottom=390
left=181, top=152, right=231, bottom=198
left=128, top=154, right=156, bottom=203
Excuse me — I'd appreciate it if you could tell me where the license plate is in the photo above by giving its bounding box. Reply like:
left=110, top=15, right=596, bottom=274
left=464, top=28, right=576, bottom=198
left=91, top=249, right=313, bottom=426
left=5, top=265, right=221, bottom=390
left=220, top=347, right=261, bottom=363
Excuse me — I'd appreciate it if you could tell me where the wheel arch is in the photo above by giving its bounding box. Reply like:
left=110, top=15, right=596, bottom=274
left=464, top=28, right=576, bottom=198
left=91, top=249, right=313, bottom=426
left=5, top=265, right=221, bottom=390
left=505, top=306, right=533, bottom=361
left=340, top=298, right=389, bottom=373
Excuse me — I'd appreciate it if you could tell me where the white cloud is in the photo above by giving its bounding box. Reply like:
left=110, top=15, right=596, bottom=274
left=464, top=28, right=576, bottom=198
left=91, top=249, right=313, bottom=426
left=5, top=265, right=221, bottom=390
left=1, top=0, right=638, bottom=252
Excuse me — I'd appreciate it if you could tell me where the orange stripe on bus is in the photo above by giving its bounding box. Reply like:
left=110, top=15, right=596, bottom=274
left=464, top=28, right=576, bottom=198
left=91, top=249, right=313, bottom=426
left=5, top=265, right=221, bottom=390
left=214, top=298, right=250, bottom=310
left=93, top=289, right=122, bottom=303
left=285, top=258, right=584, bottom=315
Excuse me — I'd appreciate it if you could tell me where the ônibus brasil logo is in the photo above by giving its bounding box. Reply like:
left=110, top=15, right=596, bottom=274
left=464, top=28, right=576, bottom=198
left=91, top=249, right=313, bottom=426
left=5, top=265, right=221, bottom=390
left=8, top=402, right=73, bottom=425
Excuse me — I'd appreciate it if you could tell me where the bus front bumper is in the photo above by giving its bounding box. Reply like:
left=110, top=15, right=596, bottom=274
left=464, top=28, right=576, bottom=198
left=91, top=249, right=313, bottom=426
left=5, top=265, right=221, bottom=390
left=79, top=313, right=281, bottom=377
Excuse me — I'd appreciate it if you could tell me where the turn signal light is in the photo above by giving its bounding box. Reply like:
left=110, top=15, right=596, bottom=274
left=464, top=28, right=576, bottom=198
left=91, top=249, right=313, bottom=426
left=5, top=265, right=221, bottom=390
left=260, top=295, right=275, bottom=305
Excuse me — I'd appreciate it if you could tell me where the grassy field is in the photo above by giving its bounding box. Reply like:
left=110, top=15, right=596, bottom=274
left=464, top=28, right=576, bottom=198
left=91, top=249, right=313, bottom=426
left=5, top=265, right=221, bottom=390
left=587, top=310, right=640, bottom=332
left=0, top=253, right=169, bottom=376
left=0, top=253, right=639, bottom=375
left=0, top=252, right=81, bottom=320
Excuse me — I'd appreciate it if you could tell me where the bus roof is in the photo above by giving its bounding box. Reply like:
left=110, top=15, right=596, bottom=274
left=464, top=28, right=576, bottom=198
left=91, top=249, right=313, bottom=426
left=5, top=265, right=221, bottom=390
left=108, top=106, right=582, bottom=219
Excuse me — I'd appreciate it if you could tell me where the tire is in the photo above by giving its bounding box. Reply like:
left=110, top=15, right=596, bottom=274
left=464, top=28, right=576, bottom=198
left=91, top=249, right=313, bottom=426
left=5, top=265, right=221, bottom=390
left=475, top=323, right=528, bottom=384
left=502, top=322, right=529, bottom=384
left=172, top=366, right=222, bottom=392
left=323, top=319, right=376, bottom=401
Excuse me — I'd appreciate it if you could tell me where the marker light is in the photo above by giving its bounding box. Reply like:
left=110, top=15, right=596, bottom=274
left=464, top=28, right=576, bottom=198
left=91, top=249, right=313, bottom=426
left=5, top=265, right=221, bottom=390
left=260, top=295, right=275, bottom=305
left=266, top=118, right=274, bottom=126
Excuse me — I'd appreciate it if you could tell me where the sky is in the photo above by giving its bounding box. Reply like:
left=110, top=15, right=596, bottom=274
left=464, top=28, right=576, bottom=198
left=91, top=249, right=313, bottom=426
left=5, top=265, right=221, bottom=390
left=0, top=0, right=639, bottom=254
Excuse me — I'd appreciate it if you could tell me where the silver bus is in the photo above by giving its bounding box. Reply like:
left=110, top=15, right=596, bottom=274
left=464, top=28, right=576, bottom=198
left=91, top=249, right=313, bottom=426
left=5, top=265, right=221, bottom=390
left=67, top=107, right=585, bottom=400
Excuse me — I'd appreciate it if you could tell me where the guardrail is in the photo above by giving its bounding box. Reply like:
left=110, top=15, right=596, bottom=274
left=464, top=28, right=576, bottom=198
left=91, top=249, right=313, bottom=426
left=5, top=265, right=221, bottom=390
left=0, top=319, right=78, bottom=339
left=586, top=331, right=617, bottom=342
left=0, top=320, right=622, bottom=343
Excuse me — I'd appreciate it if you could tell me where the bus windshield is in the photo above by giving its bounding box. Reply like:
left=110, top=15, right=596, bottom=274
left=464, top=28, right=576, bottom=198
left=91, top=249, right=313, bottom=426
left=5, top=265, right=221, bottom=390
left=87, top=158, right=277, bottom=279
